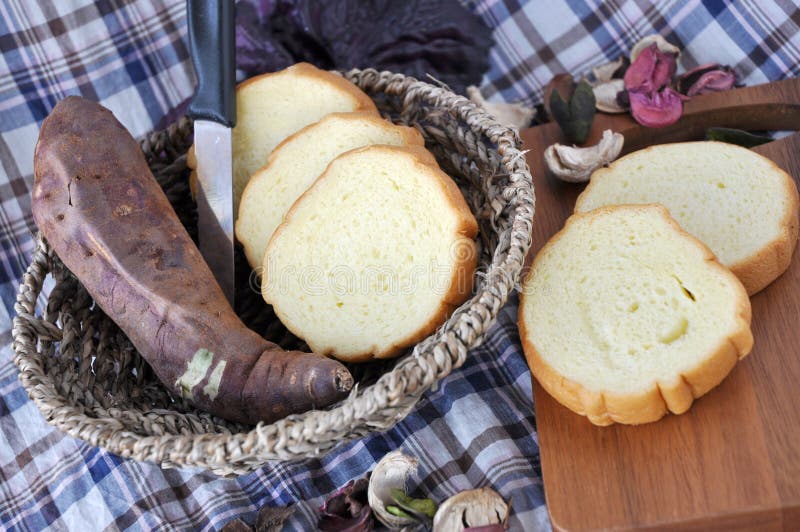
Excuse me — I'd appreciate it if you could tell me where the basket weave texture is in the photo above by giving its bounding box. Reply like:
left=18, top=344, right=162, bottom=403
left=12, top=69, right=535, bottom=475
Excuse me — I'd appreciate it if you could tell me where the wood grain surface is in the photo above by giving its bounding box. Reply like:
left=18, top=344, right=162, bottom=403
left=520, top=79, right=800, bottom=531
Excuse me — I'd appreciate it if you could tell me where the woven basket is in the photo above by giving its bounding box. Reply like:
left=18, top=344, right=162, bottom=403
left=11, top=68, right=535, bottom=476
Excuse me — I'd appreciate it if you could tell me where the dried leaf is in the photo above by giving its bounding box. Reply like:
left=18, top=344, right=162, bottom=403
left=221, top=518, right=253, bottom=532
left=256, top=505, right=295, bottom=532
left=235, top=0, right=493, bottom=94
left=318, top=477, right=373, bottom=532
left=705, top=127, right=772, bottom=148
left=550, top=80, right=596, bottom=144
left=543, top=73, right=576, bottom=118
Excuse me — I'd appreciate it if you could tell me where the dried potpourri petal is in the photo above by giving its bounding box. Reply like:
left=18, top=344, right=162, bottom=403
left=677, top=63, right=736, bottom=96
left=318, top=477, right=373, bottom=532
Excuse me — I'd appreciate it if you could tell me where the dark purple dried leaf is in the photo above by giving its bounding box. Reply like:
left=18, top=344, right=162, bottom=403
left=628, top=87, right=686, bottom=127
left=464, top=526, right=507, bottom=532
left=318, top=477, right=373, bottom=532
left=624, top=44, right=677, bottom=94
left=317, top=507, right=372, bottom=532
left=676, top=63, right=736, bottom=96
left=235, top=0, right=295, bottom=75
left=256, top=505, right=295, bottom=532
left=235, top=0, right=493, bottom=94
left=221, top=517, right=254, bottom=532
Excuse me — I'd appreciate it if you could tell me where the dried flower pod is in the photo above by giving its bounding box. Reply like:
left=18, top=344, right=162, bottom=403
left=544, top=129, right=624, bottom=183
left=593, top=79, right=627, bottom=113
left=629, top=87, right=686, bottom=128
left=676, top=63, right=736, bottom=96
left=432, top=488, right=510, bottom=531
left=367, top=451, right=421, bottom=530
left=549, top=79, right=597, bottom=144
left=592, top=56, right=629, bottom=82
left=543, top=73, right=576, bottom=118
left=467, top=86, right=537, bottom=129
left=630, top=34, right=680, bottom=62
left=624, top=43, right=677, bottom=94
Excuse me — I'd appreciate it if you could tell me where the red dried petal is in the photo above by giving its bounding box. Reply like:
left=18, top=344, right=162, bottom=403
left=629, top=87, right=685, bottom=127
left=652, top=50, right=677, bottom=89
left=624, top=44, right=677, bottom=94
left=686, top=69, right=736, bottom=96
left=624, top=44, right=657, bottom=92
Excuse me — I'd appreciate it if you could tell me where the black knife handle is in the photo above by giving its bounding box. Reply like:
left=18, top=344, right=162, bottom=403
left=187, top=0, right=236, bottom=127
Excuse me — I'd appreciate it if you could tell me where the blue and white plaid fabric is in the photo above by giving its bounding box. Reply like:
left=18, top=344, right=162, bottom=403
left=1, top=1, right=798, bottom=529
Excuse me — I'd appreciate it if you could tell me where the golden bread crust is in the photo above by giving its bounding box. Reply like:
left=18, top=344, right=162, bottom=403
left=518, top=204, right=753, bottom=425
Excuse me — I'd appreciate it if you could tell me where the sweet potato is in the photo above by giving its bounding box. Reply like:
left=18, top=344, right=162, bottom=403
left=31, top=96, right=353, bottom=424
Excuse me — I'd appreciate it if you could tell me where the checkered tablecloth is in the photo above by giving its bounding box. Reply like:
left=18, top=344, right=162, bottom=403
left=1, top=1, right=798, bottom=530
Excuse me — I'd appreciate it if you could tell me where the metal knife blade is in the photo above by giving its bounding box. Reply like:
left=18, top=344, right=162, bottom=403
left=194, top=120, right=234, bottom=303
left=187, top=0, right=236, bottom=306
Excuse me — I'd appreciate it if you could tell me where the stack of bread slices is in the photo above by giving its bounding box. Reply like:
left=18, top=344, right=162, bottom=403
left=190, top=63, right=478, bottom=363
left=519, top=141, right=799, bottom=425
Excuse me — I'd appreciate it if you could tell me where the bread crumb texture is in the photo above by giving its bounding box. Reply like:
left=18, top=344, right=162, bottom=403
left=236, top=112, right=423, bottom=269
left=576, top=141, right=799, bottom=294
left=262, top=145, right=478, bottom=362
left=519, top=204, right=753, bottom=425
left=231, top=63, right=378, bottom=214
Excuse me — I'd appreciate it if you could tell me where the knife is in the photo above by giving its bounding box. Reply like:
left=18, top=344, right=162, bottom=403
left=187, top=0, right=236, bottom=305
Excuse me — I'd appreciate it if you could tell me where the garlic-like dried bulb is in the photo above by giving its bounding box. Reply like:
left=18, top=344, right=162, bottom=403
left=367, top=451, right=420, bottom=530
left=593, top=79, right=627, bottom=113
left=432, top=488, right=509, bottom=531
left=544, top=129, right=624, bottom=183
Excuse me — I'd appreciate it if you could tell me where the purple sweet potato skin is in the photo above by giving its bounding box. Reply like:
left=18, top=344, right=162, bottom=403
left=31, top=96, right=352, bottom=424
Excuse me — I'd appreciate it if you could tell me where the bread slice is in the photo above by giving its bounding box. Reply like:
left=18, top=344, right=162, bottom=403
left=262, top=145, right=478, bottom=362
left=188, top=63, right=378, bottom=215
left=575, top=141, right=799, bottom=295
left=236, top=112, right=424, bottom=269
left=519, top=204, right=753, bottom=425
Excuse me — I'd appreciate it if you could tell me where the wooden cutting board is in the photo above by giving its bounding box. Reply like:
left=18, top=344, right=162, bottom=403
left=520, top=78, right=800, bottom=531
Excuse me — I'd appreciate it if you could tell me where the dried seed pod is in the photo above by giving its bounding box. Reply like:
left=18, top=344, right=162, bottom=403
left=630, top=34, right=680, bottom=62
left=367, top=451, right=421, bottom=530
left=467, top=86, right=537, bottom=129
left=593, top=79, right=627, bottom=113
left=592, top=56, right=629, bottom=82
left=544, top=129, right=624, bottom=183
left=432, top=488, right=510, bottom=531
